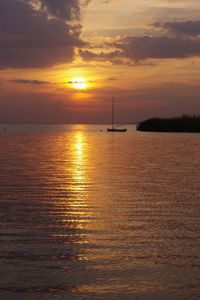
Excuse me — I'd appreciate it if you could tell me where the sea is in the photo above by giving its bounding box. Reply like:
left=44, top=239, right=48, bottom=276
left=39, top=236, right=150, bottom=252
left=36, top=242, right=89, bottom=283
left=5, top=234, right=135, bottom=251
left=0, top=124, right=199, bottom=300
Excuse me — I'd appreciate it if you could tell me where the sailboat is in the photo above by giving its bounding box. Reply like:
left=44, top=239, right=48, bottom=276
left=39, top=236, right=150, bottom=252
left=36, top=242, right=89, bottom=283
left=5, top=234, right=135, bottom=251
left=107, top=97, right=127, bottom=132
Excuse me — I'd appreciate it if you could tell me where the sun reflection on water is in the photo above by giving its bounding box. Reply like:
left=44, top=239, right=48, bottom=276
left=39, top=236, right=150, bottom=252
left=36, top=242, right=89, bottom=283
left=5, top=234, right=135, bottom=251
left=61, top=127, right=92, bottom=238
left=69, top=130, right=88, bottom=195
left=45, top=127, right=92, bottom=255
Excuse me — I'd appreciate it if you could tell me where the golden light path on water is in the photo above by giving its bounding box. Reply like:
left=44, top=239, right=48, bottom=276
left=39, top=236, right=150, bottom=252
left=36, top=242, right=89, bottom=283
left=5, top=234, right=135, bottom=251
left=0, top=124, right=199, bottom=299
left=49, top=128, right=91, bottom=255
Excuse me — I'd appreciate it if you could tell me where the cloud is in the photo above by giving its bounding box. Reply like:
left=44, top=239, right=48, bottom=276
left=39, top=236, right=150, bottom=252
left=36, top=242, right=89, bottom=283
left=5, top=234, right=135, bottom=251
left=10, top=79, right=50, bottom=85
left=106, top=77, right=116, bottom=81
left=80, top=35, right=200, bottom=63
left=39, top=0, right=80, bottom=20
left=117, top=36, right=200, bottom=61
left=0, top=0, right=83, bottom=69
left=82, top=0, right=92, bottom=5
left=79, top=49, right=123, bottom=61
left=81, top=0, right=111, bottom=5
left=153, top=20, right=200, bottom=37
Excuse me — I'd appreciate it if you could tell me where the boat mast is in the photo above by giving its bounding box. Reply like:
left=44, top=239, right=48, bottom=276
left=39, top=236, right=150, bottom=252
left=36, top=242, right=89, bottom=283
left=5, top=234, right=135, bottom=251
left=112, top=96, right=114, bottom=130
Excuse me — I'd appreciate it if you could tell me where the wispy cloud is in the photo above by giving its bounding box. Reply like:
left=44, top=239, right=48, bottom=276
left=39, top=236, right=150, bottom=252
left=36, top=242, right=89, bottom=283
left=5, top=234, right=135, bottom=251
left=10, top=79, right=50, bottom=85
left=106, top=77, right=116, bottom=81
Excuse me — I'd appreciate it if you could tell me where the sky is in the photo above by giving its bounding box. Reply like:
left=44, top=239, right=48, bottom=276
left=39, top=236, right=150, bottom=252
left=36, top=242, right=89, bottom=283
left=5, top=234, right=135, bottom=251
left=0, top=0, right=200, bottom=123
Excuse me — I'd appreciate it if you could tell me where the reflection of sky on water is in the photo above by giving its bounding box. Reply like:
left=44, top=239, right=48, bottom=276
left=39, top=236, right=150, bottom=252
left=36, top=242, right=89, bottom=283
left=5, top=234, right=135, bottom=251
left=0, top=126, right=95, bottom=294
left=0, top=125, right=200, bottom=299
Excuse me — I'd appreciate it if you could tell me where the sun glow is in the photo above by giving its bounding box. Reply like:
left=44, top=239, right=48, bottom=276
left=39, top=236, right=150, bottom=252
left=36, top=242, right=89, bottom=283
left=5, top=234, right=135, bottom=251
left=70, top=77, right=88, bottom=90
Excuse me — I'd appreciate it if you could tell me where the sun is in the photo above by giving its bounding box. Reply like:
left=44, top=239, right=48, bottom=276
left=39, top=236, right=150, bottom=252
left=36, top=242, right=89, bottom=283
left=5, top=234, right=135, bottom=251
left=70, top=77, right=88, bottom=90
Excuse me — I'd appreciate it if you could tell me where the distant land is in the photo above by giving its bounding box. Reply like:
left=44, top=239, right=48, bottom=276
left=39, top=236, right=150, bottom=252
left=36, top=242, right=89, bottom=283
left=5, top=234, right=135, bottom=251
left=137, top=115, right=200, bottom=133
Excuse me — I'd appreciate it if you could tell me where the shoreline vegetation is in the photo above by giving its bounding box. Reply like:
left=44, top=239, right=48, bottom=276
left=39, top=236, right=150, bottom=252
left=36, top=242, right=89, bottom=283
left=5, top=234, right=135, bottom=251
left=137, top=115, right=200, bottom=132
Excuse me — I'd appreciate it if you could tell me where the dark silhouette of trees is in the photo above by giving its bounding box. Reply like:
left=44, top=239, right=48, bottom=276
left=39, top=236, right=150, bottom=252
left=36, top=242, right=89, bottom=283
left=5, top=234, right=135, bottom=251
left=137, top=114, right=200, bottom=132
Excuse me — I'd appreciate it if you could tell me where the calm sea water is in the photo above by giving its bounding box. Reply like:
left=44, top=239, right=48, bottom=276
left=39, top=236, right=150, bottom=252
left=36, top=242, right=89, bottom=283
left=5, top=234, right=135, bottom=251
left=0, top=124, right=199, bottom=300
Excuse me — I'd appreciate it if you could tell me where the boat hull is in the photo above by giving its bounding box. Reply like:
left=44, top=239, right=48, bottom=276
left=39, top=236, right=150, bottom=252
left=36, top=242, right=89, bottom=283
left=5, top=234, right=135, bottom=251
left=107, top=128, right=127, bottom=132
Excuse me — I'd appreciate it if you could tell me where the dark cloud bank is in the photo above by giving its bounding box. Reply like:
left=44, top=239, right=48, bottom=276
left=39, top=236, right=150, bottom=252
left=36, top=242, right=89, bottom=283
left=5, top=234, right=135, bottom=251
left=80, top=20, right=200, bottom=63
left=0, top=0, right=83, bottom=69
left=153, top=20, right=200, bottom=37
left=1, top=1, right=200, bottom=69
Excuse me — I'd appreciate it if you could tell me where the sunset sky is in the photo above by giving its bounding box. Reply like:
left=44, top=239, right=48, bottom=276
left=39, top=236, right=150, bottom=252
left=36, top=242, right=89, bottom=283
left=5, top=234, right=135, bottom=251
left=1, top=0, right=200, bottom=123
